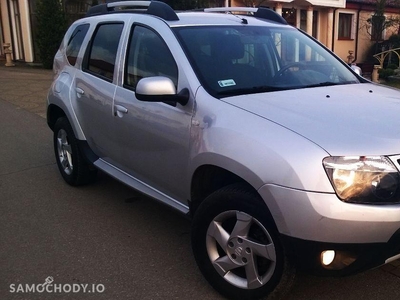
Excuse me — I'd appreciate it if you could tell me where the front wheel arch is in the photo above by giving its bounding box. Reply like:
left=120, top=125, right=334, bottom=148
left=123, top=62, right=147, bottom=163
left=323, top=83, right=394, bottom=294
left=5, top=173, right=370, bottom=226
left=190, top=165, right=248, bottom=216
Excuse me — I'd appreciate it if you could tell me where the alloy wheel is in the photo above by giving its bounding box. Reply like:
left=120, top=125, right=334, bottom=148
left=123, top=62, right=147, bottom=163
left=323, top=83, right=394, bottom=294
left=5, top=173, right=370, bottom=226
left=206, top=210, right=277, bottom=289
left=56, top=129, right=73, bottom=175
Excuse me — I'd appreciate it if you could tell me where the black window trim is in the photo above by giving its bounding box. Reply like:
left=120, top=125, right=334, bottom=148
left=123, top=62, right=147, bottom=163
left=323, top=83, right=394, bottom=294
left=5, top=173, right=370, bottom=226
left=123, top=22, right=179, bottom=92
left=66, top=23, right=90, bottom=67
left=82, top=21, right=125, bottom=83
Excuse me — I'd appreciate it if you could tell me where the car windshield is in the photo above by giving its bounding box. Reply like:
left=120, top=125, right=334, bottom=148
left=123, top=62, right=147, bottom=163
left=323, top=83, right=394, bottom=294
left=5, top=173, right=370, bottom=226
left=174, top=25, right=360, bottom=98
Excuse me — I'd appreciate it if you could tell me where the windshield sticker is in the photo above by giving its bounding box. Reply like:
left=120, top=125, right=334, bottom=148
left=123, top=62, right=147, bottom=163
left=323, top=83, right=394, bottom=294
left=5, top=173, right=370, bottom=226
left=218, top=79, right=236, bottom=87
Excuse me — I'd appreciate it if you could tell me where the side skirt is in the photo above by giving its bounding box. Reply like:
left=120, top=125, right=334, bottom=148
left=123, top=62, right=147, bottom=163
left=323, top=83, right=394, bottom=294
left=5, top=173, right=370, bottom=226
left=94, top=158, right=190, bottom=215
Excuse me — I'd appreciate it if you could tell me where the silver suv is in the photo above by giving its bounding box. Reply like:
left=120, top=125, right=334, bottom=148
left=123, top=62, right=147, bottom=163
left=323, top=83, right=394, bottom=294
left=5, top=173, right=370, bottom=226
left=47, top=1, right=400, bottom=299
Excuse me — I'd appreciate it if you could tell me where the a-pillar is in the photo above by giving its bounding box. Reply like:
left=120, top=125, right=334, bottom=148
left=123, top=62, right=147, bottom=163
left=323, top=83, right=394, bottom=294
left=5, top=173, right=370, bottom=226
left=274, top=3, right=283, bottom=57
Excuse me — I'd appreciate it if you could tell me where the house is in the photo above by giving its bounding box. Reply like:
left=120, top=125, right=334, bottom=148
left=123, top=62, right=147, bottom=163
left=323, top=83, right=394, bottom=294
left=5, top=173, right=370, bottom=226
left=335, top=0, right=400, bottom=71
left=231, top=0, right=400, bottom=68
left=0, top=0, right=35, bottom=62
left=0, top=0, right=90, bottom=63
left=1, top=0, right=399, bottom=70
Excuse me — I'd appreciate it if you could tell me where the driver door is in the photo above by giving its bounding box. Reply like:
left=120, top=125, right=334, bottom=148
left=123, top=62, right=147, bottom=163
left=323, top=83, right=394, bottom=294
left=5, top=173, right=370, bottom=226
left=113, top=25, right=194, bottom=203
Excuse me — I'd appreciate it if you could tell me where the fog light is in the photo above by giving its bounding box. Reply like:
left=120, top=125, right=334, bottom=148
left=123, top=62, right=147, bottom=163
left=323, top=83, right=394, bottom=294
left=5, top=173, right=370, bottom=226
left=321, top=250, right=335, bottom=266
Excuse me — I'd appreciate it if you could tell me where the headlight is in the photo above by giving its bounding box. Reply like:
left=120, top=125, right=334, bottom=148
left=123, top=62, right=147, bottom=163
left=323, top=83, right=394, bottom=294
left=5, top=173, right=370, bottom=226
left=323, top=156, right=400, bottom=204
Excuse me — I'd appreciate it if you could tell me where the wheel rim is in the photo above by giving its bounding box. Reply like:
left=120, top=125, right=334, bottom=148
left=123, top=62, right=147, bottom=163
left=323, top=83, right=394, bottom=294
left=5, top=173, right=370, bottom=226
left=206, top=210, right=277, bottom=289
left=56, top=129, right=73, bottom=175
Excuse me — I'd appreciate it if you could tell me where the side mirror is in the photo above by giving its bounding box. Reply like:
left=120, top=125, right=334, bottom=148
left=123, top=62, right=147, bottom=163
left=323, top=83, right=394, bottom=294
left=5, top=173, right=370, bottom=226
left=135, top=76, right=189, bottom=106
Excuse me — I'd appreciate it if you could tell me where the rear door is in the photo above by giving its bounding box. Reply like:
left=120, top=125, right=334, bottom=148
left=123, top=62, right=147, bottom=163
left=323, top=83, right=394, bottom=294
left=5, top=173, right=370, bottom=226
left=73, top=22, right=124, bottom=160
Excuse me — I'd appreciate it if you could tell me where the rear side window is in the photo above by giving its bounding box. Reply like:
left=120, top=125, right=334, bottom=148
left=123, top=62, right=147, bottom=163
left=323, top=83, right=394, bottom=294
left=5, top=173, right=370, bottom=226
left=84, top=23, right=124, bottom=81
left=66, top=24, right=90, bottom=66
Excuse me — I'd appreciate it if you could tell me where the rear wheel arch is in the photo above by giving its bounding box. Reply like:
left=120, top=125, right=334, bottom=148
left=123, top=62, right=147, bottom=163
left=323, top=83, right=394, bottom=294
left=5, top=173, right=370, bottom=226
left=47, top=104, right=66, bottom=131
left=53, top=117, right=97, bottom=185
left=47, top=104, right=86, bottom=141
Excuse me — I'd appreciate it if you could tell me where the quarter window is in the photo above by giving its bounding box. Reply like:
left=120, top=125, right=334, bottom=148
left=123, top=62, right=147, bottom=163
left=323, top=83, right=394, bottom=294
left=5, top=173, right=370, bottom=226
left=85, top=23, right=124, bottom=81
left=124, top=26, right=178, bottom=89
left=66, top=24, right=90, bottom=66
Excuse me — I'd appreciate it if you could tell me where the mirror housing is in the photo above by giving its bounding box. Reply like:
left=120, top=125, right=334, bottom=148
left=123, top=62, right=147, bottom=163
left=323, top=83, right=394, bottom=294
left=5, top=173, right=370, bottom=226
left=135, top=76, right=189, bottom=106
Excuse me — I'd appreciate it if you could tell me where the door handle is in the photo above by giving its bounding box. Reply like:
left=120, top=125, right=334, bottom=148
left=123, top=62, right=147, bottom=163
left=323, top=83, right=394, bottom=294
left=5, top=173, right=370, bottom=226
left=75, top=87, right=85, bottom=98
left=114, top=105, right=128, bottom=117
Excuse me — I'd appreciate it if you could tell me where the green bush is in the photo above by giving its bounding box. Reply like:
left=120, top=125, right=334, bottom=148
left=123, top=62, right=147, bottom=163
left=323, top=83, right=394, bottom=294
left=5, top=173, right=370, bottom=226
left=388, top=34, right=400, bottom=47
left=386, top=63, right=398, bottom=70
left=378, top=68, right=395, bottom=79
left=36, top=0, right=67, bottom=69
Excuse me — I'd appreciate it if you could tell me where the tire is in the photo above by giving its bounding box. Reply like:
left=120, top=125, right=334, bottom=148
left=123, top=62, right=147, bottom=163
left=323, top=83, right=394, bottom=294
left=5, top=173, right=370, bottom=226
left=191, top=184, right=295, bottom=300
left=53, top=117, right=97, bottom=186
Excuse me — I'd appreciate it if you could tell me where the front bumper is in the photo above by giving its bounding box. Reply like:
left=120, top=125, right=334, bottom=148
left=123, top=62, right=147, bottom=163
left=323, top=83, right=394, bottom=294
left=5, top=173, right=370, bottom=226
left=258, top=184, right=400, bottom=275
left=281, top=229, right=400, bottom=276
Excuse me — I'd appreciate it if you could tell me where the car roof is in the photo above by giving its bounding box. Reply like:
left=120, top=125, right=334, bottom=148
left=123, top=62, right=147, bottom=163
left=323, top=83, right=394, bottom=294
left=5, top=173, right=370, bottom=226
left=170, top=12, right=289, bottom=28
left=84, top=1, right=289, bottom=28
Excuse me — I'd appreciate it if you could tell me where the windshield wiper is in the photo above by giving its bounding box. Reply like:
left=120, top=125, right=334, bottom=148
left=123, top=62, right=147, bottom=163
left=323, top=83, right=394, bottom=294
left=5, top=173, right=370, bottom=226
left=218, top=85, right=285, bottom=96
left=303, top=81, right=357, bottom=88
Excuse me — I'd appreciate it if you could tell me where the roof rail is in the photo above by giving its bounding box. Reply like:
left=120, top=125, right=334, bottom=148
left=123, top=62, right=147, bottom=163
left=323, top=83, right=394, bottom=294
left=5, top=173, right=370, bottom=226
left=86, top=0, right=179, bottom=21
left=204, top=7, right=287, bottom=25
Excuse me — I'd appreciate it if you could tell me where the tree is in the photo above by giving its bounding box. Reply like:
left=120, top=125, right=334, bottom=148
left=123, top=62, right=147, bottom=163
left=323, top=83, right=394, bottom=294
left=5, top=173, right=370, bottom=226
left=36, top=0, right=67, bottom=69
left=365, top=0, right=400, bottom=42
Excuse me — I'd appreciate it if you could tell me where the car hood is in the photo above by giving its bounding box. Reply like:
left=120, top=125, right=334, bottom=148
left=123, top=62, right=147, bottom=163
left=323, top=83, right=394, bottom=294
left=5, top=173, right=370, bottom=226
left=224, top=83, right=400, bottom=156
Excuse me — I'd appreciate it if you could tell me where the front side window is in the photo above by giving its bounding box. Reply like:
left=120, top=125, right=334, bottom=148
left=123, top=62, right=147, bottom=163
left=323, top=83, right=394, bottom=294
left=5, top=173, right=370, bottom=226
left=175, top=26, right=359, bottom=98
left=85, top=23, right=124, bottom=81
left=66, top=24, right=90, bottom=66
left=124, top=26, right=178, bottom=90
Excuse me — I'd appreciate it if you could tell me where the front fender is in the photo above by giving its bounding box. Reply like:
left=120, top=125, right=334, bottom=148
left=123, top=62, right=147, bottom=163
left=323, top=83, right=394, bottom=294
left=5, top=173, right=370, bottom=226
left=189, top=87, right=334, bottom=193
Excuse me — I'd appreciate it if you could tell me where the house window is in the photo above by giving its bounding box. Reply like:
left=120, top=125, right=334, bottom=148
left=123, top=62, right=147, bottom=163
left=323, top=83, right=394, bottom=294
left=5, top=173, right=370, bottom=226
left=282, top=8, right=296, bottom=26
left=338, top=13, right=354, bottom=40
left=371, top=15, right=385, bottom=41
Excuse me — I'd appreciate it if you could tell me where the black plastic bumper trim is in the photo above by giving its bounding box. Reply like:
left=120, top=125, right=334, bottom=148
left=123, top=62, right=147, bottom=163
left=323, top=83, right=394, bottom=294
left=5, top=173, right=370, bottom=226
left=281, top=228, right=400, bottom=276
